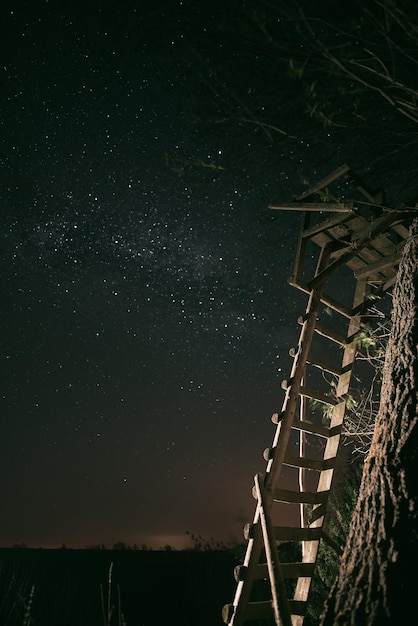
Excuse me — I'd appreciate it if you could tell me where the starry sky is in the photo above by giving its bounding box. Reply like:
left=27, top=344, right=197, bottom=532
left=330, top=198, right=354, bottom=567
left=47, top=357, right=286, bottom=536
left=0, top=1, right=346, bottom=549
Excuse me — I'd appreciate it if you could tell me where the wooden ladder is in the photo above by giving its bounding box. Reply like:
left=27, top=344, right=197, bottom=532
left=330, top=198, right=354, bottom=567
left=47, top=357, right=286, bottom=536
left=222, top=248, right=368, bottom=625
left=222, top=165, right=410, bottom=626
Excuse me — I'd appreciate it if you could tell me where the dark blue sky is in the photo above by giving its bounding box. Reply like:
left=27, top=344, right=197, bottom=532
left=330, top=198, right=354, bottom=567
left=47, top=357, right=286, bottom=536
left=0, top=1, right=345, bottom=549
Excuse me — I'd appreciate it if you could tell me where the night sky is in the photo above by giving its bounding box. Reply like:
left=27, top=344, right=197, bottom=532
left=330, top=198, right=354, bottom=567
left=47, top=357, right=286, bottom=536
left=0, top=2, right=343, bottom=549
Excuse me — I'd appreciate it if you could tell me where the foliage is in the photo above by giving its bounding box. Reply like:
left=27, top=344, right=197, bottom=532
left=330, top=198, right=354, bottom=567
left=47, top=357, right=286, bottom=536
left=163, top=0, right=418, bottom=205
left=100, top=562, right=127, bottom=626
left=307, top=304, right=390, bottom=458
left=306, top=467, right=362, bottom=625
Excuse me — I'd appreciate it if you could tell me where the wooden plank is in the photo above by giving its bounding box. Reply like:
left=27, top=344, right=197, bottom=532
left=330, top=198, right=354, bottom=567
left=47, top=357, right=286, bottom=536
left=391, top=222, right=411, bottom=239
left=283, top=454, right=335, bottom=471
left=265, top=246, right=332, bottom=493
left=382, top=274, right=398, bottom=292
left=299, top=386, right=339, bottom=406
left=227, top=508, right=265, bottom=625
left=301, top=212, right=357, bottom=238
left=306, top=354, right=342, bottom=376
left=291, top=419, right=341, bottom=438
left=273, top=488, right=329, bottom=505
left=281, top=563, right=315, bottom=579
left=308, top=214, right=369, bottom=243
left=288, top=279, right=353, bottom=317
left=269, top=202, right=354, bottom=212
left=344, top=168, right=382, bottom=203
left=354, top=249, right=403, bottom=279
left=307, top=210, right=401, bottom=290
left=242, top=599, right=307, bottom=620
left=295, top=163, right=351, bottom=200
left=254, top=474, right=293, bottom=626
left=288, top=600, right=308, bottom=616
left=313, top=322, right=347, bottom=346
left=367, top=234, right=399, bottom=257
left=273, top=526, right=322, bottom=541
left=309, top=503, right=326, bottom=523
left=292, top=213, right=311, bottom=289
left=240, top=562, right=316, bottom=581
left=244, top=601, right=275, bottom=621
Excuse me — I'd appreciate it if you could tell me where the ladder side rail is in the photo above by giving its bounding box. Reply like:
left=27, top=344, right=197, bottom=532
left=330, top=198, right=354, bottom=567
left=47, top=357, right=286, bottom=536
left=291, top=212, right=311, bottom=288
left=224, top=246, right=332, bottom=625
left=254, top=473, right=293, bottom=626
left=292, top=279, right=368, bottom=607
left=298, top=377, right=309, bottom=564
left=265, top=247, right=331, bottom=495
left=224, top=507, right=263, bottom=625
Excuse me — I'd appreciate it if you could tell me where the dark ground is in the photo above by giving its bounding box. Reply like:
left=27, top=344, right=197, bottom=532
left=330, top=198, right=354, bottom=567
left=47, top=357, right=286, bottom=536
left=0, top=547, right=238, bottom=626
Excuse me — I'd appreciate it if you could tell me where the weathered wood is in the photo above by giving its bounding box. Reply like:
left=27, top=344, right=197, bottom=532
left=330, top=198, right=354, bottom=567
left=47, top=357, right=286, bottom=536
left=291, top=418, right=341, bottom=438
left=288, top=278, right=353, bottom=317
left=292, top=279, right=368, bottom=611
left=354, top=249, right=403, bottom=279
left=301, top=212, right=357, bottom=239
left=295, top=163, right=351, bottom=201
left=307, top=211, right=402, bottom=290
left=273, top=488, right=329, bottom=505
left=228, top=598, right=307, bottom=621
left=312, top=321, right=348, bottom=346
left=242, top=600, right=275, bottom=621
left=226, top=509, right=264, bottom=625
left=274, top=526, right=322, bottom=541
left=222, top=168, right=416, bottom=626
left=264, top=246, right=332, bottom=495
left=254, top=473, right=293, bottom=626
left=283, top=453, right=335, bottom=472
left=288, top=600, right=308, bottom=616
left=299, top=386, right=339, bottom=407
left=281, top=563, right=316, bottom=578
left=306, top=354, right=342, bottom=376
left=269, top=202, right=354, bottom=212
left=240, top=562, right=316, bottom=581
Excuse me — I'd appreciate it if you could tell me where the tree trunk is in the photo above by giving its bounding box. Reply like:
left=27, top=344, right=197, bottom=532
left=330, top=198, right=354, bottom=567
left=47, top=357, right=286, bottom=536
left=321, top=217, right=418, bottom=625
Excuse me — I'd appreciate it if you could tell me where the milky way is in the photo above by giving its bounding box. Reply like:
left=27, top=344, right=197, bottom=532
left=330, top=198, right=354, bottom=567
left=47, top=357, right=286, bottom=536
left=1, top=1, right=313, bottom=548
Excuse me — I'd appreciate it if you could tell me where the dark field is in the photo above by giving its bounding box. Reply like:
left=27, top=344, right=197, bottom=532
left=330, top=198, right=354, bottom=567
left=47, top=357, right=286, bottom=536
left=0, top=548, right=237, bottom=625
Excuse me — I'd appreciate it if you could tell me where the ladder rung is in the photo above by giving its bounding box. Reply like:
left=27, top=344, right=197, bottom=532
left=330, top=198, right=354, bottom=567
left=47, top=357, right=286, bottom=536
left=289, top=599, right=308, bottom=616
left=281, top=380, right=340, bottom=407
left=273, top=488, right=329, bottom=505
left=245, top=600, right=274, bottom=621
left=266, top=446, right=336, bottom=470
left=292, top=419, right=341, bottom=438
left=299, top=386, right=339, bottom=406
left=283, top=453, right=335, bottom=471
left=274, top=526, right=322, bottom=541
left=282, top=562, right=315, bottom=578
left=306, top=353, right=342, bottom=376
left=289, top=278, right=354, bottom=318
left=244, top=523, right=322, bottom=542
left=309, top=503, right=326, bottom=523
left=237, top=562, right=316, bottom=582
left=314, top=322, right=347, bottom=345
left=223, top=600, right=304, bottom=624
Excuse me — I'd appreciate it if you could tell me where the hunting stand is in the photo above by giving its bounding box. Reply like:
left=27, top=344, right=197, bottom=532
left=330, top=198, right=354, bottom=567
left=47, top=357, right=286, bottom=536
left=222, top=164, right=415, bottom=626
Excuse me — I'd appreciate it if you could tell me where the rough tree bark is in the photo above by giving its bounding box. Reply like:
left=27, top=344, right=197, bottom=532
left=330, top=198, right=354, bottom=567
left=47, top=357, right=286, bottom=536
left=321, top=217, right=418, bottom=625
